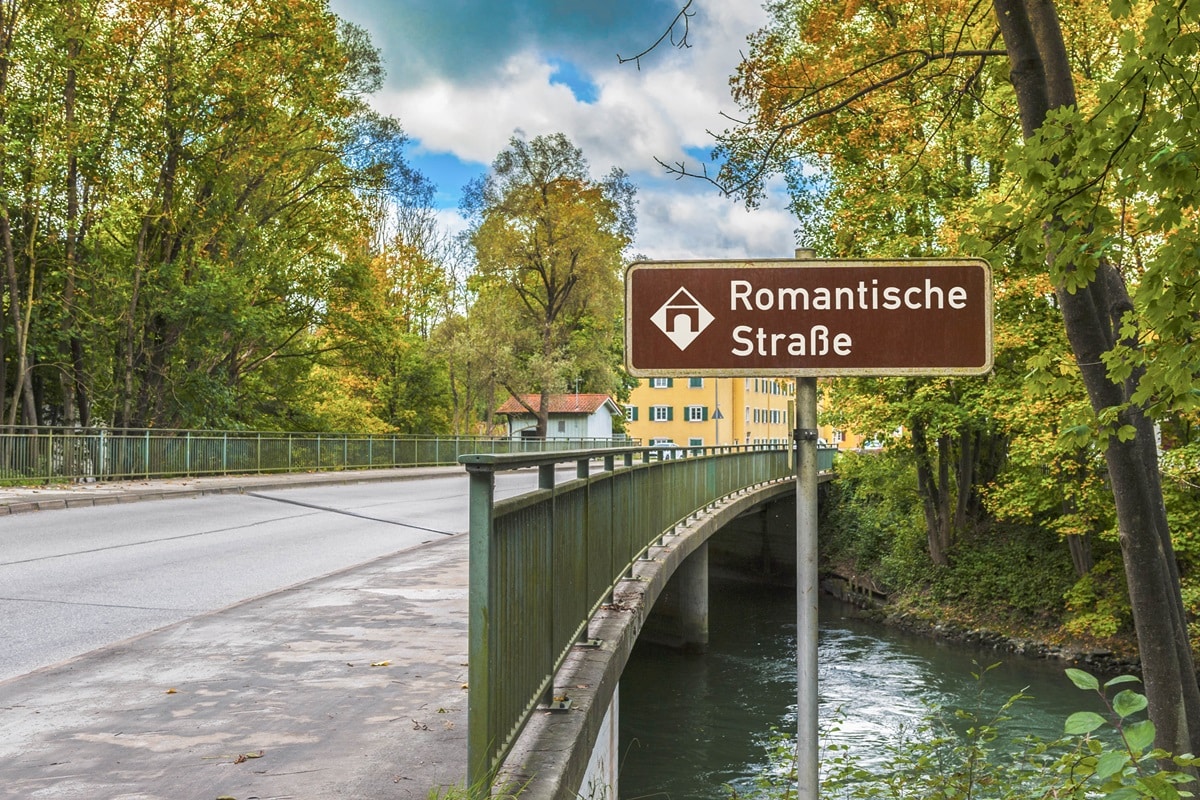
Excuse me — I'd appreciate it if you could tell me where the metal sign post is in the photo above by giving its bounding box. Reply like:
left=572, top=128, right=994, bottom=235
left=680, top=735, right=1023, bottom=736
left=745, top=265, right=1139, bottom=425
left=795, top=374, right=820, bottom=799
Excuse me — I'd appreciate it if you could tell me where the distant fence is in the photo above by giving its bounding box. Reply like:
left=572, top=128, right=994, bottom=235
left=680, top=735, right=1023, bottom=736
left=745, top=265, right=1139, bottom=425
left=0, top=427, right=639, bottom=484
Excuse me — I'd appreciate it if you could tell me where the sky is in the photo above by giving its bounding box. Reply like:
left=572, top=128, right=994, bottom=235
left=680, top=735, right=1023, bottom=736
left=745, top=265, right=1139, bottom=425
left=326, top=0, right=799, bottom=260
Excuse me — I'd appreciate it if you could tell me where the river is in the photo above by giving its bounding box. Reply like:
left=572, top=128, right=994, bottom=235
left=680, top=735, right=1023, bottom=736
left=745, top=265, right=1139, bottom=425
left=618, top=574, right=1111, bottom=799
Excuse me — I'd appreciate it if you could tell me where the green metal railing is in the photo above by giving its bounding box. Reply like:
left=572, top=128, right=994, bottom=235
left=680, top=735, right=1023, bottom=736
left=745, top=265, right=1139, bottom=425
left=460, top=443, right=820, bottom=795
left=0, top=426, right=637, bottom=484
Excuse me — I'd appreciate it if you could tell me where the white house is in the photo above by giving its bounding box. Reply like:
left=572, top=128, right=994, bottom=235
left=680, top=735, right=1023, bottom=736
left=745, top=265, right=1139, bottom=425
left=495, top=393, right=623, bottom=440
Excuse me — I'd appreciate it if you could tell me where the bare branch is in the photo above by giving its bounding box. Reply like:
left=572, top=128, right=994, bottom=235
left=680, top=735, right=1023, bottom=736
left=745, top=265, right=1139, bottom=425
left=664, top=47, right=1008, bottom=198
left=617, top=0, right=694, bottom=70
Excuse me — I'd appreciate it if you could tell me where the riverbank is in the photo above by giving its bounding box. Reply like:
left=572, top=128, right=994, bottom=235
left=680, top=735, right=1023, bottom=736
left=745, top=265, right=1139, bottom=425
left=820, top=573, right=1142, bottom=678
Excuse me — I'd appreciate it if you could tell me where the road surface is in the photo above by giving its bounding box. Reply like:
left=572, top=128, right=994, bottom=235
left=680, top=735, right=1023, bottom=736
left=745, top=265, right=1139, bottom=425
left=0, top=469, right=544, bottom=682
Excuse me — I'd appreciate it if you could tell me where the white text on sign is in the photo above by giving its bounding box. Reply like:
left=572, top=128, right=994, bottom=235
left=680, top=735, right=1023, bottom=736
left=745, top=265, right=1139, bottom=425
left=727, top=277, right=972, bottom=359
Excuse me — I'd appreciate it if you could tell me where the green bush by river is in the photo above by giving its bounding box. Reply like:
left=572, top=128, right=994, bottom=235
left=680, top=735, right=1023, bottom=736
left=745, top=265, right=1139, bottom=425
left=818, top=448, right=1195, bottom=667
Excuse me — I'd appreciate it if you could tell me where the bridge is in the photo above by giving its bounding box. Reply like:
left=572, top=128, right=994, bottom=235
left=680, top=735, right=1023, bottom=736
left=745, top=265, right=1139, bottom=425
left=0, top=440, right=834, bottom=799
left=460, top=444, right=835, bottom=799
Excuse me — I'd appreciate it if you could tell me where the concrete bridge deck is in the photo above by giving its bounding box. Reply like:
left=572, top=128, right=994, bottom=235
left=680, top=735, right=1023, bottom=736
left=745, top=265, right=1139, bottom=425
left=0, top=468, right=472, bottom=800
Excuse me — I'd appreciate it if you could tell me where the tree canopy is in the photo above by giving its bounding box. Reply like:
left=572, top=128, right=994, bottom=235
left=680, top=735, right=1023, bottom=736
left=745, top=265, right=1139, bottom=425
left=460, top=132, right=636, bottom=437
left=670, top=0, right=1200, bottom=758
left=0, top=0, right=427, bottom=430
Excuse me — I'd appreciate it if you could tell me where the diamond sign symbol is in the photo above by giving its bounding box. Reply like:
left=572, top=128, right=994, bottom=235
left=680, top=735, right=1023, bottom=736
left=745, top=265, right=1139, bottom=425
left=650, top=287, right=714, bottom=351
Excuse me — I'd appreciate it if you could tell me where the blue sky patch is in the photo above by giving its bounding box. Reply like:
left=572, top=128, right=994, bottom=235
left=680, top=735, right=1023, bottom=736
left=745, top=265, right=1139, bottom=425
left=548, top=58, right=599, bottom=104
left=416, top=151, right=488, bottom=209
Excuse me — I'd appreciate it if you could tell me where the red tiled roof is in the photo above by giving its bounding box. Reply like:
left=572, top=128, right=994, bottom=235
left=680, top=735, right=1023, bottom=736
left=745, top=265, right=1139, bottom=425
left=495, top=393, right=616, bottom=415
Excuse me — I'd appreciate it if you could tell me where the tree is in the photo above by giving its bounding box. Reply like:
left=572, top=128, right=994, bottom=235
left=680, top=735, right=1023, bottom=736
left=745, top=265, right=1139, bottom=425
left=0, top=1, right=425, bottom=431
left=658, top=0, right=1200, bottom=757
left=463, top=133, right=635, bottom=437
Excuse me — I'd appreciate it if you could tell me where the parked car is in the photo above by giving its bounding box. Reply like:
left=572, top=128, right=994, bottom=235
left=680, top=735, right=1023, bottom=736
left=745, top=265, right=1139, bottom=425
left=648, top=438, right=684, bottom=459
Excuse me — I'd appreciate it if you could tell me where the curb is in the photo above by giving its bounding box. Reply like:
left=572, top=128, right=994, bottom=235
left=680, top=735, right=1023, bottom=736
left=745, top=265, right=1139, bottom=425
left=0, top=466, right=464, bottom=516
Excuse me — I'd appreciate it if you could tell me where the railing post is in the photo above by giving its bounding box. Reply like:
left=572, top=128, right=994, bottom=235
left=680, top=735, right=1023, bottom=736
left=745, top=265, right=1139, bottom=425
left=257, top=433, right=262, bottom=474
left=466, top=463, right=497, bottom=799
left=144, top=429, right=150, bottom=479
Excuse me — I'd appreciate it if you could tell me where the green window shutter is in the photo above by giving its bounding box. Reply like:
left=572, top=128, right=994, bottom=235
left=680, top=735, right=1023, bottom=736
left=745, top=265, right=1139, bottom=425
left=631, top=407, right=639, bottom=421
left=666, top=378, right=674, bottom=388
left=701, top=406, right=709, bottom=421
left=666, top=406, right=674, bottom=421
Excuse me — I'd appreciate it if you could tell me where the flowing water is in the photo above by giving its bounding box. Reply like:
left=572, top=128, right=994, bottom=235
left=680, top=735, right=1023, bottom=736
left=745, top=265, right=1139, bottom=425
left=618, top=575, right=1108, bottom=799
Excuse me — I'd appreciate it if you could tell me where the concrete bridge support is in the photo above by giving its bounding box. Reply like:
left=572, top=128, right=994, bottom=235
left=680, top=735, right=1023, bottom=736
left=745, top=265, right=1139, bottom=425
left=638, top=541, right=711, bottom=653
left=679, top=542, right=709, bottom=653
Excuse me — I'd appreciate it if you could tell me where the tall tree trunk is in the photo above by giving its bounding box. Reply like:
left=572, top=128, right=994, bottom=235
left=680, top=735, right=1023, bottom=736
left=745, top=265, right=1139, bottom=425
left=953, top=425, right=976, bottom=532
left=0, top=0, right=34, bottom=428
left=912, top=417, right=952, bottom=565
left=61, top=15, right=81, bottom=426
left=1, top=212, right=36, bottom=426
left=993, top=0, right=1200, bottom=757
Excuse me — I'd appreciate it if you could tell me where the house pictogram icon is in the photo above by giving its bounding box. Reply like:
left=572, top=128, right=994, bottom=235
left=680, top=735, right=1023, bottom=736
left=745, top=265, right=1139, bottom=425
left=651, top=287, right=714, bottom=351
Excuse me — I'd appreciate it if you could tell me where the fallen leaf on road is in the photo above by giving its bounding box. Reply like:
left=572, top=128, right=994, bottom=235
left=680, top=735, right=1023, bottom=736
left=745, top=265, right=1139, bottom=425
left=370, top=660, right=391, bottom=667
left=165, top=688, right=178, bottom=694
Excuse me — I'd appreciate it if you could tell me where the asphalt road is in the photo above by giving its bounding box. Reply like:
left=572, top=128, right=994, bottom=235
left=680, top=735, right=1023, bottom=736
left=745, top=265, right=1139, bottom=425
left=0, top=470, right=544, bottom=682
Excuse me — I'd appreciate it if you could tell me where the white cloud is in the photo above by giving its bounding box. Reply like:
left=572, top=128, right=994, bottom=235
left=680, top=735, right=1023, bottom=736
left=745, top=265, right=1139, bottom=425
left=634, top=183, right=796, bottom=261
left=366, top=1, right=799, bottom=261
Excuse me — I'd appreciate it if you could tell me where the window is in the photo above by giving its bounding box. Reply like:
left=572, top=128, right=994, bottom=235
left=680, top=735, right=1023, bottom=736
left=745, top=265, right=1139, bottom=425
left=833, top=429, right=845, bottom=443
left=624, top=406, right=638, bottom=422
left=686, top=405, right=707, bottom=422
left=689, top=377, right=703, bottom=389
left=557, top=420, right=566, bottom=433
left=651, top=377, right=672, bottom=388
left=651, top=405, right=672, bottom=422
left=770, top=410, right=780, bottom=424
left=688, top=437, right=704, bottom=448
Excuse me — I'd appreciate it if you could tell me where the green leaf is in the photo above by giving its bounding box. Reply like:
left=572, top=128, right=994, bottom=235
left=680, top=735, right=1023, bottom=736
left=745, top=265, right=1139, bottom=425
left=1065, top=711, right=1106, bottom=734
left=1103, top=789, right=1143, bottom=800
left=1095, top=749, right=1130, bottom=780
left=1124, top=719, right=1156, bottom=752
left=1104, top=675, right=1142, bottom=689
left=1066, top=668, right=1100, bottom=691
left=1112, top=689, right=1148, bottom=718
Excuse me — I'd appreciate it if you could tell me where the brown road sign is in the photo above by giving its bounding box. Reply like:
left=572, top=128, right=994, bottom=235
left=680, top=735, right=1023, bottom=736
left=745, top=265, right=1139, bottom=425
left=625, top=258, right=993, bottom=376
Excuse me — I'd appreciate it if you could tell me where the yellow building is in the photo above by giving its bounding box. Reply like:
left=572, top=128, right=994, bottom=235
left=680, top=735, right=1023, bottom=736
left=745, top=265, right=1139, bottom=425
left=624, top=377, right=796, bottom=447
left=624, top=376, right=874, bottom=450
